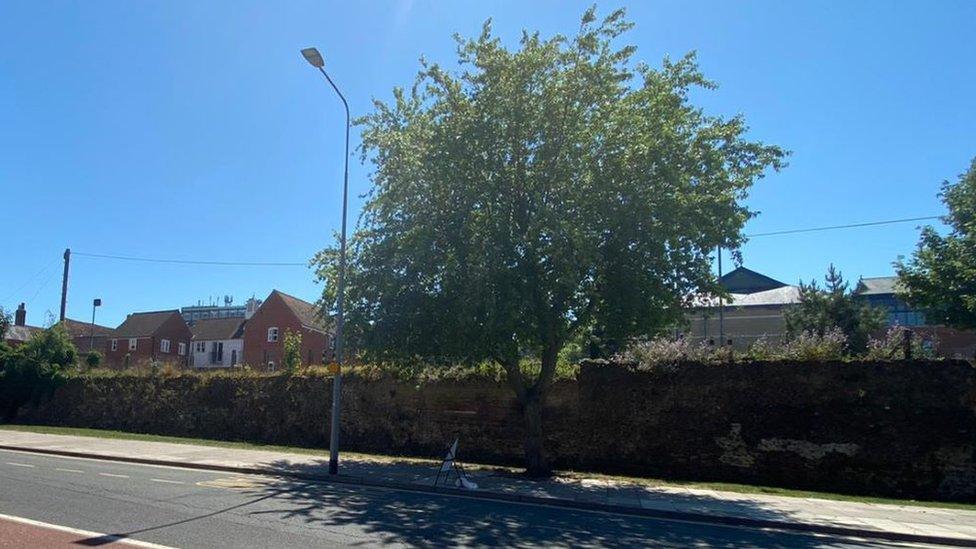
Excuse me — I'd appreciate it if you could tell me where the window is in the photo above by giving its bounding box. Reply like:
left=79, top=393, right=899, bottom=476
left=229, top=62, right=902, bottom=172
left=128, top=338, right=137, bottom=351
left=195, top=341, right=206, bottom=353
left=111, top=339, right=118, bottom=351
left=178, top=342, right=186, bottom=356
left=267, top=361, right=275, bottom=372
left=211, top=342, right=223, bottom=364
left=268, top=327, right=279, bottom=342
left=161, top=339, right=171, bottom=353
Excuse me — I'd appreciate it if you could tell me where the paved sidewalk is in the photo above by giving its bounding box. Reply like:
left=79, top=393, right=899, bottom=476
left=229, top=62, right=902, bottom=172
left=2, top=428, right=975, bottom=546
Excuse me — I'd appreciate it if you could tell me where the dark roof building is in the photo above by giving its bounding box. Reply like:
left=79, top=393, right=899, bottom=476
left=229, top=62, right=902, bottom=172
left=115, top=310, right=183, bottom=337
left=275, top=290, right=330, bottom=332
left=105, top=310, right=191, bottom=368
left=719, top=267, right=788, bottom=295
left=58, top=318, right=117, bottom=356
left=59, top=318, right=116, bottom=339
left=190, top=318, right=246, bottom=341
left=3, top=303, right=43, bottom=347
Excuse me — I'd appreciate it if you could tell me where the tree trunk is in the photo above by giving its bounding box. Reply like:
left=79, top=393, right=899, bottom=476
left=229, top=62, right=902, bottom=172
left=520, top=389, right=550, bottom=478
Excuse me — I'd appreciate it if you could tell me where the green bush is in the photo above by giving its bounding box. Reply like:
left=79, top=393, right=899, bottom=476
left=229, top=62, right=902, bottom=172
left=84, top=351, right=102, bottom=369
left=0, top=325, right=76, bottom=421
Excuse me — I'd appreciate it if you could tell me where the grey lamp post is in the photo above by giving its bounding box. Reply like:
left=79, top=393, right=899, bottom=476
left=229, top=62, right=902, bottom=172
left=89, top=298, right=102, bottom=352
left=301, top=46, right=349, bottom=476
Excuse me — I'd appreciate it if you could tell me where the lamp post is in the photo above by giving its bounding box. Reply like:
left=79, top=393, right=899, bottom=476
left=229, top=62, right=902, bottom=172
left=301, top=46, right=349, bottom=476
left=89, top=298, right=102, bottom=353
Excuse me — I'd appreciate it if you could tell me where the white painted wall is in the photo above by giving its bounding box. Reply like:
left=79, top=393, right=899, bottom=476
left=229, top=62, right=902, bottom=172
left=191, top=339, right=244, bottom=368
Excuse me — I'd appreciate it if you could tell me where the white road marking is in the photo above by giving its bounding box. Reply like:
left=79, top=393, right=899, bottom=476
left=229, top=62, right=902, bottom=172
left=150, top=478, right=184, bottom=485
left=0, top=512, right=176, bottom=548
left=98, top=472, right=129, bottom=478
left=55, top=467, right=84, bottom=473
left=5, top=462, right=34, bottom=468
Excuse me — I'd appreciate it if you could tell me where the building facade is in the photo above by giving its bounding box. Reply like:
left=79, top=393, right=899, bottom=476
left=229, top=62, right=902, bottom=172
left=854, top=276, right=976, bottom=358
left=59, top=318, right=116, bottom=355
left=242, top=290, right=330, bottom=370
left=3, top=303, right=43, bottom=347
left=687, top=267, right=800, bottom=349
left=180, top=297, right=262, bottom=325
left=190, top=318, right=245, bottom=368
left=105, top=310, right=192, bottom=368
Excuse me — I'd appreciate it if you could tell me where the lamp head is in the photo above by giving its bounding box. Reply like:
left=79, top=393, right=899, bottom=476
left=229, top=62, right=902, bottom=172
left=301, top=47, right=325, bottom=68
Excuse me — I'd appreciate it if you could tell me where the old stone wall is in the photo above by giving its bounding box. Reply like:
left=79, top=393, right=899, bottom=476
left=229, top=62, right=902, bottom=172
left=14, top=359, right=976, bottom=501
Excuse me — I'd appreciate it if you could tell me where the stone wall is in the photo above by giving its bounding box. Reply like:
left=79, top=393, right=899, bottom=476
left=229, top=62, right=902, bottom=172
left=14, top=359, right=976, bottom=501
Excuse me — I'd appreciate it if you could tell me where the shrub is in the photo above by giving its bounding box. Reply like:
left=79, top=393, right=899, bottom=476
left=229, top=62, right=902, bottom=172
left=0, top=325, right=76, bottom=420
left=779, top=328, right=848, bottom=361
left=283, top=329, right=302, bottom=371
left=84, top=351, right=102, bottom=369
left=619, top=336, right=719, bottom=370
left=864, top=326, right=938, bottom=361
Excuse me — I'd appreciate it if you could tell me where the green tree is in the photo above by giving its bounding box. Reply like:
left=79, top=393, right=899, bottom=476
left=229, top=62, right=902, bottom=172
left=0, top=306, right=10, bottom=341
left=784, top=265, right=886, bottom=354
left=0, top=324, right=76, bottom=420
left=896, top=158, right=976, bottom=329
left=282, top=329, right=303, bottom=371
left=313, top=8, right=785, bottom=475
left=85, top=351, right=103, bottom=369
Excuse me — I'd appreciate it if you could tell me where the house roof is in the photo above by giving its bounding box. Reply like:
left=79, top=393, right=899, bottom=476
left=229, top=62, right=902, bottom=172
left=4, top=324, right=43, bottom=343
left=694, top=285, right=801, bottom=308
left=855, top=276, right=901, bottom=296
left=59, top=318, right=116, bottom=338
left=114, top=310, right=182, bottom=338
left=719, top=267, right=787, bottom=294
left=191, top=318, right=246, bottom=341
left=272, top=290, right=330, bottom=333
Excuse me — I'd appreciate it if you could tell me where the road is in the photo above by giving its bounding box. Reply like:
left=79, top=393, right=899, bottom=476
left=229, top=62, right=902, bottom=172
left=0, top=449, right=917, bottom=548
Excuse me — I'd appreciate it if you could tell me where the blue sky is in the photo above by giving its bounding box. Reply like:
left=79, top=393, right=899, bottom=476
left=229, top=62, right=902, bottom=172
left=1, top=1, right=974, bottom=327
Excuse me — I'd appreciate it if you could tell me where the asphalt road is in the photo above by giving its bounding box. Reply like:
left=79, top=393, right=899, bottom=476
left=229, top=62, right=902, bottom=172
left=0, top=449, right=918, bottom=548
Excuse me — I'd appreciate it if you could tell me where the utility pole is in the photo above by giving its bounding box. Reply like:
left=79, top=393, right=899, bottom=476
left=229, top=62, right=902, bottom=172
left=60, top=248, right=71, bottom=322
left=717, top=246, right=725, bottom=346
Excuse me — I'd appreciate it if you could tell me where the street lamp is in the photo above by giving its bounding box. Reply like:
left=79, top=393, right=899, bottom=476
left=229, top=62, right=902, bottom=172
left=302, top=46, right=349, bottom=476
left=89, top=298, right=102, bottom=352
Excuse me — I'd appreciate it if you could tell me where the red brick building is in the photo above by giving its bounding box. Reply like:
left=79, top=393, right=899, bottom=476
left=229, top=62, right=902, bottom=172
left=242, top=290, right=331, bottom=370
left=105, top=310, right=191, bottom=368
left=58, top=318, right=116, bottom=355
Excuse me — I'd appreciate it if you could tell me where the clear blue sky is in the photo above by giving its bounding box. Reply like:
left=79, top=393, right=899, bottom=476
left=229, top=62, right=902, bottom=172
left=1, top=1, right=974, bottom=327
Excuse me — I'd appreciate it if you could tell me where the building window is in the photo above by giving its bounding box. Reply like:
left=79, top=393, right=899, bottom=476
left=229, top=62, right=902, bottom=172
left=111, top=339, right=118, bottom=351
left=128, top=338, right=137, bottom=351
left=196, top=341, right=206, bottom=353
left=161, top=339, right=171, bottom=353
left=268, top=361, right=275, bottom=372
left=268, top=327, right=279, bottom=342
left=178, top=342, right=186, bottom=356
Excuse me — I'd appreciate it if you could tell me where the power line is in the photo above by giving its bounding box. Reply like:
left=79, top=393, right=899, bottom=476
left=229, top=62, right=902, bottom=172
left=65, top=215, right=942, bottom=269
left=72, top=252, right=307, bottom=267
left=745, top=216, right=941, bottom=238
left=1, top=259, right=59, bottom=303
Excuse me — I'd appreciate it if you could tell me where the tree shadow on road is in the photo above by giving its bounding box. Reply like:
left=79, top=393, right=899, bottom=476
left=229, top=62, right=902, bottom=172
left=215, top=458, right=900, bottom=548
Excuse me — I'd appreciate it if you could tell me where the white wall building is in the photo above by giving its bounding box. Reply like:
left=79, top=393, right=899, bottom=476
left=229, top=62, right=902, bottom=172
left=190, top=318, right=246, bottom=368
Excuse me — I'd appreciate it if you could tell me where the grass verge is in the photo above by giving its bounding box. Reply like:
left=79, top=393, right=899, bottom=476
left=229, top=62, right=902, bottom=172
left=2, top=424, right=974, bottom=511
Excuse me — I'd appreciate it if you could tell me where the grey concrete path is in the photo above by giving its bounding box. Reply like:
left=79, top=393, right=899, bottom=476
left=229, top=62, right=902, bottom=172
left=1, top=428, right=974, bottom=546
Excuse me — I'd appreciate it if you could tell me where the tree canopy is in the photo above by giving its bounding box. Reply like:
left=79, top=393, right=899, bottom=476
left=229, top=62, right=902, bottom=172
left=784, top=264, right=886, bottom=354
left=897, top=158, right=976, bottom=329
left=313, top=7, right=785, bottom=475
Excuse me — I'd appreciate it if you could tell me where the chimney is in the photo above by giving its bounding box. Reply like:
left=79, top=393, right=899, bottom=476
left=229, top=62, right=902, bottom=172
left=14, top=303, right=26, bottom=326
left=245, top=297, right=261, bottom=320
